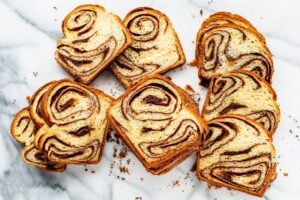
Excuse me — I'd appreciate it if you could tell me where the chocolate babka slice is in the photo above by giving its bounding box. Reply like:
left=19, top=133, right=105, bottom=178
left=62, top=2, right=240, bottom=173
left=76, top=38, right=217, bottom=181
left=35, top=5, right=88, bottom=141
left=34, top=79, right=112, bottom=164
left=10, top=108, right=66, bottom=172
left=111, top=7, right=186, bottom=88
left=202, top=69, right=280, bottom=134
left=196, top=115, right=276, bottom=197
left=107, top=75, right=206, bottom=175
left=55, top=4, right=133, bottom=84
left=194, top=12, right=273, bottom=86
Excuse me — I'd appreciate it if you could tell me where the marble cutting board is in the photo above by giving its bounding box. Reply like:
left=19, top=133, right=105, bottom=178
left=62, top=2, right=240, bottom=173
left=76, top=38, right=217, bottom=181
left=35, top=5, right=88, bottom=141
left=0, top=0, right=300, bottom=199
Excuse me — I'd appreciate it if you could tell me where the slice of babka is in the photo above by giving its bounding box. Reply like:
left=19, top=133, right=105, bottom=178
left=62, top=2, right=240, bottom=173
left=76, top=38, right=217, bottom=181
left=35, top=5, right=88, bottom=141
left=194, top=12, right=273, bottom=86
left=107, top=75, right=206, bottom=175
left=202, top=69, right=280, bottom=134
left=55, top=4, right=133, bottom=84
left=196, top=114, right=276, bottom=197
left=111, top=7, right=186, bottom=88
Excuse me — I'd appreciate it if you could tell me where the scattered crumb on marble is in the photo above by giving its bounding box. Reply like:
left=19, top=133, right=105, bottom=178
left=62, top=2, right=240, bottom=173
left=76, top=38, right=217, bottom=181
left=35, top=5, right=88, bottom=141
left=33, top=72, right=38, bottom=77
left=172, top=180, right=180, bottom=187
left=184, top=84, right=195, bottom=96
left=140, top=177, right=144, bottom=182
left=135, top=197, right=142, bottom=200
left=26, top=96, right=31, bottom=103
left=283, top=172, right=289, bottom=177
left=200, top=9, right=203, bottom=16
left=53, top=6, right=57, bottom=10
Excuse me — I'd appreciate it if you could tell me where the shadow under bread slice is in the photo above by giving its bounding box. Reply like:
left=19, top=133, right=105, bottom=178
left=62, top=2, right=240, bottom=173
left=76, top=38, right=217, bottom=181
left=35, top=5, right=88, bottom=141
left=107, top=75, right=206, bottom=175
left=202, top=69, right=280, bottom=135
left=111, top=7, right=186, bottom=88
left=196, top=114, right=276, bottom=197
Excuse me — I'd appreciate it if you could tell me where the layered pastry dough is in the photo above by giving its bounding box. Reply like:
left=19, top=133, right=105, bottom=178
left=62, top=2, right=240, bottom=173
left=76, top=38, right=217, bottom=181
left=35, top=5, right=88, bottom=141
left=108, top=75, right=206, bottom=174
left=196, top=115, right=276, bottom=197
left=111, top=7, right=186, bottom=88
left=10, top=108, right=66, bottom=172
left=202, top=70, right=280, bottom=134
left=34, top=79, right=112, bottom=164
left=195, top=12, right=273, bottom=86
left=55, top=4, right=133, bottom=84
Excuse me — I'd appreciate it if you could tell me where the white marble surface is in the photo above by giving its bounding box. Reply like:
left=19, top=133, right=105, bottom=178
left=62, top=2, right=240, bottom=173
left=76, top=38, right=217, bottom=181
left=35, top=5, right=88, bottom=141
left=1, top=0, right=300, bottom=199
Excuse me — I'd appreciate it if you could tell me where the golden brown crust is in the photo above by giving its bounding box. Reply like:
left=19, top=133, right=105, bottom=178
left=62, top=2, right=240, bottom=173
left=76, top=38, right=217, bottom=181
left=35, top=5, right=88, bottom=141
left=201, top=69, right=280, bottom=135
left=55, top=4, right=133, bottom=84
left=196, top=114, right=276, bottom=197
left=107, top=75, right=206, bottom=174
left=194, top=12, right=274, bottom=86
left=110, top=7, right=186, bottom=88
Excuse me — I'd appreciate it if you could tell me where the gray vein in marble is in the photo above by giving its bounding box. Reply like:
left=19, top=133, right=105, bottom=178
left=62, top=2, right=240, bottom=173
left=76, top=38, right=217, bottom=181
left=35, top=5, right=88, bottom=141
left=2, top=0, right=57, bottom=41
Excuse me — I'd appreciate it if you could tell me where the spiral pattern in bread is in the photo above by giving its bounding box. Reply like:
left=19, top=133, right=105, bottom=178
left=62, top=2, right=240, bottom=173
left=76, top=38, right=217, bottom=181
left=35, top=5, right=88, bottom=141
left=202, top=70, right=280, bottom=134
left=111, top=7, right=185, bottom=88
left=11, top=108, right=66, bottom=172
left=108, top=75, right=205, bottom=174
left=195, top=12, right=273, bottom=86
left=55, top=4, right=133, bottom=84
left=196, top=115, right=276, bottom=197
left=34, top=79, right=112, bottom=164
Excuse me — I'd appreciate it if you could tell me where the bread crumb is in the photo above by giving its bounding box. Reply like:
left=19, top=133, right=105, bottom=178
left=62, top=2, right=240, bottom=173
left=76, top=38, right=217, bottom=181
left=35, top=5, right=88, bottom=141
left=283, top=172, right=288, bottom=177
left=184, top=85, right=195, bottom=96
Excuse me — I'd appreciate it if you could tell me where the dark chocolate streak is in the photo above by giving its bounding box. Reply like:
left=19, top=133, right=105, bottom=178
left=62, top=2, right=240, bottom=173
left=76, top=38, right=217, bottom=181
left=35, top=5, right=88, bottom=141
left=57, top=36, right=116, bottom=75
left=17, top=116, right=30, bottom=133
left=138, top=119, right=199, bottom=158
left=69, top=126, right=92, bottom=137
left=127, top=14, right=159, bottom=42
left=122, top=83, right=179, bottom=121
left=67, top=9, right=97, bottom=36
left=142, top=95, right=170, bottom=105
left=48, top=84, right=98, bottom=126
left=248, top=110, right=275, bottom=132
left=219, top=102, right=247, bottom=115
left=205, top=154, right=272, bottom=190
left=24, top=147, right=64, bottom=170
left=44, top=136, right=99, bottom=161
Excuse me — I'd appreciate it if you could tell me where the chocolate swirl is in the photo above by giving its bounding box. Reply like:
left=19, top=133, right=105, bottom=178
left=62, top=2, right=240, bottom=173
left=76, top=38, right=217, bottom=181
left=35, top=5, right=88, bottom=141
left=197, top=115, right=276, bottom=197
left=11, top=108, right=66, bottom=172
left=202, top=70, right=280, bottom=134
left=111, top=7, right=185, bottom=87
left=35, top=79, right=112, bottom=164
left=55, top=5, right=131, bottom=84
left=195, top=12, right=273, bottom=85
left=108, top=76, right=204, bottom=174
left=22, top=144, right=66, bottom=172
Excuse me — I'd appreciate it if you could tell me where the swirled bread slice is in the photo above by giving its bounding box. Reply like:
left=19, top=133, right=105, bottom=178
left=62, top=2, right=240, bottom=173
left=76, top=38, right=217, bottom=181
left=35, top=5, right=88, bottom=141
left=10, top=108, right=66, bottom=172
left=195, top=12, right=273, bottom=86
left=55, top=4, right=133, bottom=84
left=111, top=7, right=186, bottom=88
left=107, top=75, right=206, bottom=175
left=196, top=115, right=276, bottom=197
left=202, top=70, right=280, bottom=134
left=34, top=79, right=112, bottom=164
